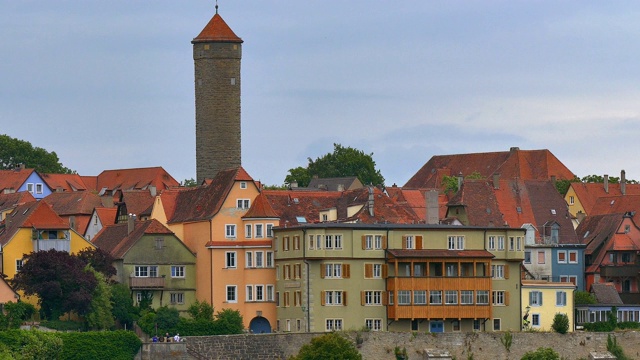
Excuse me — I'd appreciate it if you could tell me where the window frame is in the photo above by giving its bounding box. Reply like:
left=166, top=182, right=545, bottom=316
left=225, top=224, right=237, bottom=239
left=225, top=251, right=237, bottom=268
left=171, top=265, right=185, bottom=278
left=226, top=285, right=237, bottom=303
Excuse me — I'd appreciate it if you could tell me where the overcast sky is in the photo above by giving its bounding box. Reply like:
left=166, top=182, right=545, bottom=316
left=2, top=1, right=639, bottom=186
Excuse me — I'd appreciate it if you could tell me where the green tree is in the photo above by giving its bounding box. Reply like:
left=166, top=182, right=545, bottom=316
left=442, top=171, right=484, bottom=195
left=285, top=144, right=385, bottom=187
left=110, top=283, right=138, bottom=329
left=0, top=301, right=36, bottom=329
left=293, top=332, right=362, bottom=360
left=554, top=176, right=581, bottom=196
left=521, top=347, right=560, bottom=360
left=187, top=300, right=214, bottom=321
left=574, top=291, right=596, bottom=305
left=77, top=247, right=116, bottom=279
left=551, top=313, right=569, bottom=334
left=607, top=334, right=630, bottom=360
left=182, top=178, right=198, bottom=187
left=0, top=134, right=74, bottom=173
left=85, top=267, right=114, bottom=330
left=213, top=308, right=244, bottom=334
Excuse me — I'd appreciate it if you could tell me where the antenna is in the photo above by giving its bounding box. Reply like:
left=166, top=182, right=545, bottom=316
left=215, top=0, right=219, bottom=14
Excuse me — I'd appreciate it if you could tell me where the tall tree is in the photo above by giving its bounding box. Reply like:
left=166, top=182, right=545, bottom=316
left=0, top=134, right=74, bottom=173
left=285, top=144, right=385, bottom=187
left=77, top=247, right=116, bottom=279
left=85, top=267, right=114, bottom=330
left=12, top=249, right=97, bottom=320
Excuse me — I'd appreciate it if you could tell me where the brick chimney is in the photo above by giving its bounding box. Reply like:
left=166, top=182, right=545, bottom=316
left=457, top=172, right=463, bottom=190
left=426, top=190, right=439, bottom=225
left=621, top=170, right=626, bottom=195
left=604, top=174, right=609, bottom=193
left=127, top=214, right=137, bottom=234
left=493, top=173, right=500, bottom=190
left=368, top=187, right=375, bottom=217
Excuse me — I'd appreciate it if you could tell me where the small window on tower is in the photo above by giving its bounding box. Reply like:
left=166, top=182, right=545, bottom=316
left=233, top=44, right=238, bottom=50
left=231, top=78, right=236, bottom=85
left=204, top=44, right=210, bottom=50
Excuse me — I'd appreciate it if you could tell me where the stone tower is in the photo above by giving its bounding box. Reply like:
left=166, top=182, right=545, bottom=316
left=192, top=8, right=243, bottom=183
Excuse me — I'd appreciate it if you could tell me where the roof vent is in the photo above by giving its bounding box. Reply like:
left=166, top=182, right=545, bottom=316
left=516, top=207, right=522, bottom=213
left=550, top=209, right=556, bottom=215
left=293, top=198, right=299, bottom=204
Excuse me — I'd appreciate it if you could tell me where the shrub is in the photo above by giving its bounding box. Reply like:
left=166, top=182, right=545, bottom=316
left=551, top=313, right=569, bottom=334
left=292, top=332, right=362, bottom=360
left=582, top=321, right=615, bottom=332
left=606, top=334, right=629, bottom=360
left=500, top=331, right=512, bottom=352
left=0, top=329, right=63, bottom=359
left=521, top=347, right=560, bottom=360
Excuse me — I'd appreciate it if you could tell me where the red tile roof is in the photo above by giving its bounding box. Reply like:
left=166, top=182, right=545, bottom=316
left=43, top=192, right=105, bottom=216
left=40, top=173, right=88, bottom=192
left=243, top=192, right=279, bottom=219
left=119, top=190, right=155, bottom=217
left=589, top=195, right=640, bottom=222
left=386, top=186, right=449, bottom=221
left=404, top=148, right=575, bottom=189
left=0, top=191, right=36, bottom=212
left=193, top=13, right=243, bottom=44
left=92, top=167, right=179, bottom=193
left=570, top=182, right=640, bottom=216
left=95, top=207, right=117, bottom=228
left=0, top=168, right=35, bottom=192
left=0, top=201, right=68, bottom=246
left=92, top=219, right=175, bottom=259
left=576, top=213, right=628, bottom=273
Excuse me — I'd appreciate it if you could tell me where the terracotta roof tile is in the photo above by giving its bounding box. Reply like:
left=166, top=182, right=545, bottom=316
left=387, top=187, right=448, bottom=221
left=243, top=192, right=278, bottom=219
left=0, top=201, right=68, bottom=246
left=92, top=219, right=174, bottom=259
left=0, top=191, right=36, bottom=212
left=40, top=173, right=88, bottom=192
left=192, top=13, right=243, bottom=43
left=119, top=190, right=155, bottom=217
left=95, top=207, right=117, bottom=227
left=43, top=192, right=105, bottom=216
left=591, top=283, right=623, bottom=304
left=0, top=168, right=35, bottom=192
left=93, top=167, right=179, bottom=193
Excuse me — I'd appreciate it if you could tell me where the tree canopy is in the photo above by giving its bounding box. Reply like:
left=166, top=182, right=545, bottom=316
left=0, top=134, right=74, bottom=174
left=292, top=332, right=362, bottom=360
left=285, top=144, right=385, bottom=187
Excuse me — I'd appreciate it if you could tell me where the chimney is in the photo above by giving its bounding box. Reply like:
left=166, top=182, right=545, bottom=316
left=368, top=186, right=375, bottom=217
left=56, top=187, right=64, bottom=192
left=621, top=170, right=626, bottom=195
left=576, top=211, right=586, bottom=224
left=604, top=174, right=609, bottom=193
left=457, top=172, right=463, bottom=190
left=149, top=185, right=157, bottom=197
left=69, top=216, right=76, bottom=231
left=426, top=190, right=439, bottom=225
left=551, top=175, right=556, bottom=184
left=510, top=147, right=520, bottom=153
left=493, top=173, right=500, bottom=190
left=337, top=184, right=345, bottom=192
left=127, top=213, right=136, bottom=234
left=290, top=182, right=298, bottom=188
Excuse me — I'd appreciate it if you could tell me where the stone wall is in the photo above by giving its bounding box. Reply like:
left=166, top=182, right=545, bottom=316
left=140, top=331, right=640, bottom=360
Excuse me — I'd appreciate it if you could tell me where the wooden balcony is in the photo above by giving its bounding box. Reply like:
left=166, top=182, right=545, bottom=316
left=600, top=265, right=640, bottom=278
left=129, top=276, right=165, bottom=289
left=388, top=304, right=491, bottom=320
left=386, top=276, right=492, bottom=291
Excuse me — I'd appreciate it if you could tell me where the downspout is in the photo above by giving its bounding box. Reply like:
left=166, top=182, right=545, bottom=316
left=385, top=228, right=390, bottom=331
left=302, top=228, right=310, bottom=332
left=210, top=219, right=214, bottom=305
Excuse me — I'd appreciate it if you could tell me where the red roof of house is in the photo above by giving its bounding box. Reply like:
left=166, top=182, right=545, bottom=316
left=118, top=190, right=155, bottom=217
left=570, top=182, right=640, bottom=216
left=40, top=173, right=88, bottom=192
left=0, top=168, right=35, bottom=193
left=192, top=13, right=243, bottom=44
left=0, top=191, right=36, bottom=212
left=43, top=192, right=105, bottom=216
left=404, top=148, right=575, bottom=189
left=92, top=219, right=175, bottom=259
left=589, top=195, right=640, bottom=222
left=95, top=207, right=117, bottom=228
left=386, top=186, right=449, bottom=222
left=92, top=167, right=179, bottom=193
left=0, top=201, right=68, bottom=246
left=243, top=192, right=279, bottom=219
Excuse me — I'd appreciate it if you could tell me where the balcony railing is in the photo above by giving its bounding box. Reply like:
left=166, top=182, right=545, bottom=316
left=129, top=276, right=165, bottom=289
left=600, top=265, right=640, bottom=278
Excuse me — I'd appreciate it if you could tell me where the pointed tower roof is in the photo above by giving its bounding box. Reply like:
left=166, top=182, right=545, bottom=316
left=192, top=13, right=243, bottom=44
left=243, top=192, right=279, bottom=219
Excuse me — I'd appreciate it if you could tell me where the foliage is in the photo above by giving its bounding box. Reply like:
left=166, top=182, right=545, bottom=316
left=554, top=176, right=581, bottom=196
left=212, top=308, right=243, bottom=334
left=582, top=321, right=615, bottom=332
left=57, top=330, right=141, bottom=360
left=39, top=319, right=84, bottom=331
left=137, top=306, right=180, bottom=336
left=617, top=321, right=640, bottom=330
left=0, top=134, right=74, bottom=174
left=285, top=144, right=385, bottom=187
left=110, top=283, right=138, bottom=329
left=0, top=301, right=36, bottom=329
left=606, top=334, right=630, bottom=360
left=292, top=332, right=362, bottom=360
left=0, top=329, right=63, bottom=360
left=520, top=347, right=560, bottom=360
left=551, top=313, right=569, bottom=334
left=574, top=291, right=596, bottom=305
left=11, top=249, right=98, bottom=320
left=500, top=331, right=513, bottom=352
left=176, top=318, right=218, bottom=336
left=442, top=171, right=484, bottom=195
left=182, top=178, right=198, bottom=187
left=394, top=346, right=408, bottom=360
left=607, top=306, right=618, bottom=329
left=85, top=267, right=114, bottom=330
left=76, top=248, right=116, bottom=279
left=136, top=291, right=153, bottom=312
left=187, top=299, right=214, bottom=321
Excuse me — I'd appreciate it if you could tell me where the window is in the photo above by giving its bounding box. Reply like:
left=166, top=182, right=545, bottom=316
left=537, top=251, right=545, bottom=264
left=134, top=266, right=158, bottom=277
left=226, top=285, right=237, bottom=303
left=609, top=253, right=616, bottom=263
left=225, top=252, right=237, bottom=268
left=373, top=264, right=382, bottom=278
left=374, top=235, right=383, bottom=249
left=365, top=319, right=382, bottom=331
left=413, top=290, right=426, bottom=305
left=256, top=252, right=264, bottom=267
left=293, top=236, right=300, bottom=250
left=461, top=290, right=474, bottom=305
left=286, top=319, right=291, bottom=331
left=276, top=292, right=280, bottom=307
left=27, top=183, right=34, bottom=193
left=388, top=292, right=394, bottom=305
left=491, top=265, right=505, bottom=279
left=556, top=291, right=567, bottom=306
left=492, top=290, right=505, bottom=305
left=517, top=236, right=522, bottom=251
left=266, top=252, right=274, bottom=267
left=497, top=236, right=505, bottom=250
left=447, top=236, right=464, bottom=250
left=255, top=224, right=264, bottom=238
left=266, top=224, right=274, bottom=237
left=569, top=196, right=574, bottom=205
left=324, top=291, right=343, bottom=306
left=473, top=319, right=481, bottom=331
left=476, top=290, right=489, bottom=305
left=16, top=259, right=23, bottom=272
left=365, top=291, right=382, bottom=305
left=452, top=320, right=461, bottom=332
left=622, top=253, right=632, bottom=263
left=334, top=235, right=342, bottom=249
left=488, top=236, right=496, bottom=250
left=326, top=319, right=342, bottom=331
left=245, top=224, right=252, bottom=238
left=296, top=319, right=301, bottom=331
left=625, top=224, right=631, bottom=233
left=256, top=285, right=264, bottom=301
left=325, top=235, right=334, bottom=249
left=524, top=251, right=531, bottom=264
left=493, top=319, right=501, bottom=331
left=405, top=236, right=415, bottom=249
left=324, top=263, right=342, bottom=278
left=226, top=224, right=236, bottom=239
left=559, top=275, right=577, bottom=285
left=246, top=252, right=253, bottom=268
left=529, top=291, right=543, bottom=306
left=365, top=235, right=373, bottom=250
left=557, top=251, right=567, bottom=264
left=246, top=285, right=254, bottom=301
left=155, top=237, right=164, bottom=250
left=136, top=292, right=143, bottom=303
left=36, top=183, right=44, bottom=194
left=532, top=314, right=540, bottom=327
left=430, top=290, right=442, bottom=304
left=294, top=263, right=301, bottom=279
left=398, top=290, right=411, bottom=305
left=267, top=285, right=274, bottom=301
left=283, top=236, right=290, bottom=251
left=237, top=199, right=250, bottom=209
left=284, top=265, right=291, bottom=280
left=171, top=266, right=185, bottom=278
left=240, top=182, right=247, bottom=189
left=445, top=290, right=458, bottom=305
left=308, top=235, right=315, bottom=249
left=316, top=235, right=323, bottom=249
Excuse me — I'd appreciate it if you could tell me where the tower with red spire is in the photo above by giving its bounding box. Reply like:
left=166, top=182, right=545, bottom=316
left=192, top=7, right=243, bottom=183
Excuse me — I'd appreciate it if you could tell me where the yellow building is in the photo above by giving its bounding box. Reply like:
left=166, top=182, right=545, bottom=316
left=521, top=280, right=575, bottom=332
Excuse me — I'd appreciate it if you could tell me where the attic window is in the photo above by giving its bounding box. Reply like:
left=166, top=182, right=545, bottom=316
left=296, top=216, right=307, bottom=223
left=516, top=207, right=522, bottom=213
left=240, top=182, right=247, bottom=189
left=293, top=198, right=299, bottom=204
left=550, top=209, right=556, bottom=215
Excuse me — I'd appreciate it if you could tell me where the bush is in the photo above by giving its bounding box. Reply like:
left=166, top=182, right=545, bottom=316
left=551, top=313, right=569, bottom=334
left=0, top=329, right=63, bottom=359
left=292, top=332, right=362, bottom=360
left=583, top=321, right=615, bottom=332
left=40, top=319, right=85, bottom=332
left=57, top=330, right=141, bottom=360
left=607, top=334, right=630, bottom=360
left=521, top=347, right=560, bottom=360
